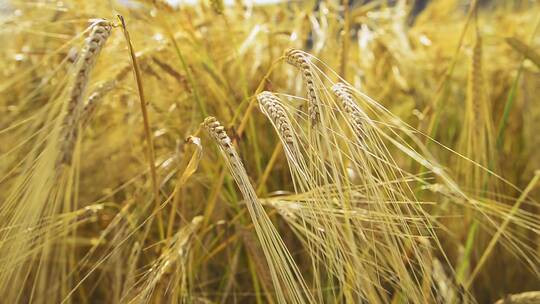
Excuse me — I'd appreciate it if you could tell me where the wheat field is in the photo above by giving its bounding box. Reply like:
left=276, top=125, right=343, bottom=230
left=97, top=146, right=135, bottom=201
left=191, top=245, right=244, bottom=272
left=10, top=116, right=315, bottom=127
left=0, top=0, right=539, bottom=303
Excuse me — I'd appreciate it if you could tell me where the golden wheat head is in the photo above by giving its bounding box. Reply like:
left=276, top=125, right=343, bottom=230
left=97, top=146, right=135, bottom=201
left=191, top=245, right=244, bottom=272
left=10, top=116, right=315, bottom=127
left=59, top=19, right=113, bottom=166
left=284, top=48, right=320, bottom=125
left=257, top=91, right=295, bottom=145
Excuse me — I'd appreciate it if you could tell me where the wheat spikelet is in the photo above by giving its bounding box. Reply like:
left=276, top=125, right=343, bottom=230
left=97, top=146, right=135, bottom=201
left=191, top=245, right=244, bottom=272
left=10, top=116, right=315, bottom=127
left=257, top=91, right=315, bottom=192
left=81, top=80, right=116, bottom=126
left=0, top=28, right=123, bottom=297
left=67, top=19, right=113, bottom=125
left=257, top=91, right=295, bottom=145
left=258, top=87, right=397, bottom=301
left=203, top=116, right=314, bottom=304
left=59, top=19, right=112, bottom=166
left=331, top=81, right=447, bottom=302
left=128, top=216, right=203, bottom=304
left=284, top=48, right=320, bottom=125
left=457, top=23, right=498, bottom=202
left=468, top=31, right=483, bottom=129
left=202, top=117, right=234, bottom=154
left=463, top=26, right=487, bottom=192
left=332, top=82, right=369, bottom=137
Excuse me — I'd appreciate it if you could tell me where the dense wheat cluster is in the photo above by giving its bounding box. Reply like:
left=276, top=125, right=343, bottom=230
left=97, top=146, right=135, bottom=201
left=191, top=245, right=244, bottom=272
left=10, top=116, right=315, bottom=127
left=0, top=0, right=539, bottom=303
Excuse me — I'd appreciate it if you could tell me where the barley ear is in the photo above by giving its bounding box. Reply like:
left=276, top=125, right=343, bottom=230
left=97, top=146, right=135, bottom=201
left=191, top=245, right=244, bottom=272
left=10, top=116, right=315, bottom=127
left=81, top=80, right=116, bottom=127
left=332, top=82, right=368, bottom=138
left=59, top=20, right=113, bottom=166
left=257, top=91, right=295, bottom=146
left=284, top=48, right=320, bottom=125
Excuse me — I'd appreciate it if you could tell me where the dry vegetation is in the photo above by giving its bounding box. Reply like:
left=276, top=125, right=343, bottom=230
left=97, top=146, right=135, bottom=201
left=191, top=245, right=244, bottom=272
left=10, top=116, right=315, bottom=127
left=0, top=0, right=539, bottom=303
